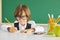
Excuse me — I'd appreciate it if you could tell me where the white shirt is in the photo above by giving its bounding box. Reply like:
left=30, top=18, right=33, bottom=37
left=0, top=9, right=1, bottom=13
left=14, top=20, right=36, bottom=30
left=14, top=20, right=44, bottom=32
left=1, top=24, right=12, bottom=31
left=1, top=20, right=44, bottom=32
left=19, top=23, right=27, bottom=30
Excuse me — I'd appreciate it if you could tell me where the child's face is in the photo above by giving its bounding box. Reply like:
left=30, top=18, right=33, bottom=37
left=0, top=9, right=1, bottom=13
left=16, top=11, right=27, bottom=26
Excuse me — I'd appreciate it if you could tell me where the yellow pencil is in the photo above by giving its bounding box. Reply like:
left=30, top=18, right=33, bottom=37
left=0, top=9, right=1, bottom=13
left=5, top=18, right=13, bottom=26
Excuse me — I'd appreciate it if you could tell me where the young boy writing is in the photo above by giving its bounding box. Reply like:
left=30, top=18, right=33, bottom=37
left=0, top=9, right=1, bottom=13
left=1, top=4, right=44, bottom=34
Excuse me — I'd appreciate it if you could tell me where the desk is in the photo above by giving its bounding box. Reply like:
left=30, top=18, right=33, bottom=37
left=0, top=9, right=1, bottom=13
left=0, top=24, right=60, bottom=40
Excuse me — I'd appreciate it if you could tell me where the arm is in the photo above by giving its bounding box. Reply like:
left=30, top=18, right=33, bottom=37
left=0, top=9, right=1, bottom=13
left=20, top=28, right=35, bottom=33
left=20, top=20, right=36, bottom=33
left=1, top=24, right=11, bottom=31
left=7, top=27, right=17, bottom=33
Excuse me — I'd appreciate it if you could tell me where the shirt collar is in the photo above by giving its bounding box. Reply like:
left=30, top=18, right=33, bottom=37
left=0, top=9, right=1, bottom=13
left=19, top=23, right=27, bottom=30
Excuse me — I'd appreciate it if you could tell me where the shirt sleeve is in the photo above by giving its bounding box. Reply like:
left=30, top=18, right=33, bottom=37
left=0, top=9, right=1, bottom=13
left=34, top=26, right=44, bottom=33
left=28, top=20, right=36, bottom=28
left=1, top=24, right=12, bottom=31
left=28, top=20, right=45, bottom=33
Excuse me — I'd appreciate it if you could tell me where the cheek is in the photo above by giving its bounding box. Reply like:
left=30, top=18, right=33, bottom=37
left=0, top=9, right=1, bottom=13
left=22, top=20, right=27, bottom=23
left=18, top=19, right=27, bottom=23
left=24, top=19, right=27, bottom=22
left=19, top=20, right=27, bottom=25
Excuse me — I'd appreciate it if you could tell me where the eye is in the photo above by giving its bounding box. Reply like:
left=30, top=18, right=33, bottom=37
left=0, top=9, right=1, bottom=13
left=16, top=17, right=20, bottom=20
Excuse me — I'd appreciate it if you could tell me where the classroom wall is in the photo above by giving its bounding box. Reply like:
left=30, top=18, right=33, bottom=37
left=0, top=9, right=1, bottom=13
left=2, top=0, right=60, bottom=24
left=0, top=0, right=2, bottom=23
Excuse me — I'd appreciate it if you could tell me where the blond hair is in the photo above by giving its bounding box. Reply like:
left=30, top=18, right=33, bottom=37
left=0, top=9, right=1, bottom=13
left=14, top=4, right=31, bottom=21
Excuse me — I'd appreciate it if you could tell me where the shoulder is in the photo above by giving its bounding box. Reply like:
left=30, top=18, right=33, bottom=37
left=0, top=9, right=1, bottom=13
left=14, top=20, right=18, bottom=23
left=14, top=21, right=19, bottom=26
left=28, top=20, right=36, bottom=24
left=28, top=20, right=36, bottom=28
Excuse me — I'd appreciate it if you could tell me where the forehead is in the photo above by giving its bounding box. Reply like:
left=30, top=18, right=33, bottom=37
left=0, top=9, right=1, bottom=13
left=21, top=10, right=26, bottom=16
left=18, top=10, right=26, bottom=17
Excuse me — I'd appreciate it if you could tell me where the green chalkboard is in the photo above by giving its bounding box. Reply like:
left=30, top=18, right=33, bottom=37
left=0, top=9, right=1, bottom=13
left=2, top=0, right=60, bottom=23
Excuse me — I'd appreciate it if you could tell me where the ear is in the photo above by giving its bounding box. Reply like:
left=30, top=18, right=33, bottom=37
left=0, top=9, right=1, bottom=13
left=58, top=15, right=60, bottom=18
left=55, top=15, right=60, bottom=23
left=51, top=14, right=54, bottom=18
left=48, top=14, right=51, bottom=19
left=51, top=14, right=54, bottom=22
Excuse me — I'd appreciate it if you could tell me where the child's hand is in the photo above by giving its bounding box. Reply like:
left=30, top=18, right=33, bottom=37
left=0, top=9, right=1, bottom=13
left=8, top=27, right=17, bottom=33
left=20, top=30, right=27, bottom=33
left=26, top=28, right=35, bottom=33
left=20, top=28, right=35, bottom=33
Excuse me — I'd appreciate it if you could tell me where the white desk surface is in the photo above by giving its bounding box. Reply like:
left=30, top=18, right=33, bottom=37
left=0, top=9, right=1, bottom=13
left=0, top=30, right=60, bottom=40
left=0, top=24, right=60, bottom=40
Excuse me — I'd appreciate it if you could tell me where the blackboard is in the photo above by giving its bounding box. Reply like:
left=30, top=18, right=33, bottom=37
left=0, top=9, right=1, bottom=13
left=2, top=0, right=60, bottom=23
